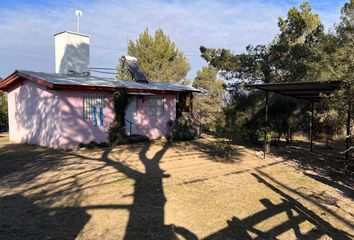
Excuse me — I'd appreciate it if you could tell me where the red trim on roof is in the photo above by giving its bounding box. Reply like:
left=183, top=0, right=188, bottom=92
left=0, top=71, right=52, bottom=91
left=17, top=72, right=54, bottom=89
left=0, top=72, right=20, bottom=91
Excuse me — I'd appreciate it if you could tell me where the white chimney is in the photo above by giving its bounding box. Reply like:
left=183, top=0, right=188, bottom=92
left=54, top=31, right=90, bottom=75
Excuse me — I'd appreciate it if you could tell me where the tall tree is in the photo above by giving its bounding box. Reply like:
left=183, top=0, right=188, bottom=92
left=200, top=45, right=273, bottom=83
left=117, top=28, right=190, bottom=83
left=316, top=0, right=354, bottom=136
left=200, top=2, right=323, bottom=83
left=192, top=66, right=225, bottom=130
left=270, top=1, right=324, bottom=82
left=328, top=0, right=354, bottom=84
left=199, top=2, right=325, bottom=141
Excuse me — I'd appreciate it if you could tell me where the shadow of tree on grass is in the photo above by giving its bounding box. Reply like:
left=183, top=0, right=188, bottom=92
left=0, top=194, right=90, bottom=240
left=98, top=141, right=198, bottom=239
left=0, top=136, right=353, bottom=240
left=203, top=171, right=352, bottom=240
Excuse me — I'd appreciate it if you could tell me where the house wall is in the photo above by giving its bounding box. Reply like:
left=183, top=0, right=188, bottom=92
left=136, top=94, right=176, bottom=139
left=59, top=91, right=114, bottom=149
left=60, top=92, right=177, bottom=148
left=7, top=80, right=62, bottom=148
left=7, top=80, right=177, bottom=149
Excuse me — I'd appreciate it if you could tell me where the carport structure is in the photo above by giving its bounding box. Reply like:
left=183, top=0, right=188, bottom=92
left=245, top=81, right=352, bottom=169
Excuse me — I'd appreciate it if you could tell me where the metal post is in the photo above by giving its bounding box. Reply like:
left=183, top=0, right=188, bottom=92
left=77, top=15, right=80, bottom=32
left=264, top=91, right=269, bottom=159
left=310, top=101, right=314, bottom=152
left=75, top=10, right=83, bottom=33
left=345, top=97, right=351, bottom=169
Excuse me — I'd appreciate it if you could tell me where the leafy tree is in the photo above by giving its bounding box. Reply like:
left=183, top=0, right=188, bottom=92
left=200, top=2, right=323, bottom=84
left=199, top=2, right=326, bottom=141
left=200, top=45, right=273, bottom=83
left=326, top=0, right=354, bottom=84
left=117, top=28, right=190, bottom=83
left=192, top=66, right=225, bottom=131
left=313, top=0, right=354, bottom=142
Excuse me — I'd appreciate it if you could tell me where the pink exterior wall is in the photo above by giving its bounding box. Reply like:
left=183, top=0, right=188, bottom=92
left=7, top=80, right=62, bottom=148
left=136, top=94, right=176, bottom=139
left=7, top=79, right=178, bottom=149
left=59, top=91, right=114, bottom=149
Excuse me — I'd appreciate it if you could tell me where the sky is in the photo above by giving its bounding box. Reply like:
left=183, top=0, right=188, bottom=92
left=0, top=0, right=348, bottom=80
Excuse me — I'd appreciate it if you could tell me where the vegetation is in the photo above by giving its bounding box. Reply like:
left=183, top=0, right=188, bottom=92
left=200, top=1, right=354, bottom=144
left=0, top=93, right=8, bottom=132
left=117, top=28, right=190, bottom=83
left=109, top=88, right=129, bottom=145
left=170, top=117, right=198, bottom=140
left=192, top=66, right=225, bottom=131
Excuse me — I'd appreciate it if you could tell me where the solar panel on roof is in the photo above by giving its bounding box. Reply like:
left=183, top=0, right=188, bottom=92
left=122, top=56, right=148, bottom=83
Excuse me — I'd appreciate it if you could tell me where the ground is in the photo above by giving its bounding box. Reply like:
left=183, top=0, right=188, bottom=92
left=0, top=133, right=353, bottom=240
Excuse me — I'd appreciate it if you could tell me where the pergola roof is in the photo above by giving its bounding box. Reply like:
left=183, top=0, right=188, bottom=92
left=245, top=81, right=343, bottom=102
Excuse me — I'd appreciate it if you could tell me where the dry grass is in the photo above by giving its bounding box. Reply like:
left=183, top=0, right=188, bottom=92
left=0, top=133, right=353, bottom=240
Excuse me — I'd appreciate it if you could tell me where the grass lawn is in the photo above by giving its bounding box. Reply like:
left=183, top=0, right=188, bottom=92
left=0, top=133, right=353, bottom=239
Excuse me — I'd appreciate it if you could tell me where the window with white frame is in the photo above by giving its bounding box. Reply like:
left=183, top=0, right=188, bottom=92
left=83, top=93, right=105, bottom=125
left=149, top=96, right=164, bottom=117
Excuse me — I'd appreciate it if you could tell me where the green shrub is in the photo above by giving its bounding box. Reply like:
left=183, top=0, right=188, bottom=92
left=213, top=139, right=234, bottom=157
left=256, top=128, right=278, bottom=142
left=171, top=117, right=198, bottom=140
left=109, top=88, right=129, bottom=145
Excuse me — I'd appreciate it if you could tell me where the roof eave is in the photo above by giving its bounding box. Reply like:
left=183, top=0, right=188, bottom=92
left=0, top=70, right=200, bottom=93
left=0, top=71, right=21, bottom=91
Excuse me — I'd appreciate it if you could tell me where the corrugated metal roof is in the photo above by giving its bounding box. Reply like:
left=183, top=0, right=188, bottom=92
left=16, top=70, right=198, bottom=92
left=245, top=80, right=342, bottom=87
left=245, top=80, right=343, bottom=102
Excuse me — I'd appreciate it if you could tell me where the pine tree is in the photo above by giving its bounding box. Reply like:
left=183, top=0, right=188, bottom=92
left=117, top=28, right=190, bottom=83
left=192, top=66, right=225, bottom=130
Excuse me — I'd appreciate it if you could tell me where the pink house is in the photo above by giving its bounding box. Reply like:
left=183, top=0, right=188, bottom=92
left=0, top=31, right=197, bottom=149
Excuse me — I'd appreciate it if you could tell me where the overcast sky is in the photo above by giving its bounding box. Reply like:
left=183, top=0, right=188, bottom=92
left=0, top=0, right=348, bottom=80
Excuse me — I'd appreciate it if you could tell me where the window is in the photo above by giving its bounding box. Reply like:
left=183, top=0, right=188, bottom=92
left=149, top=96, right=164, bottom=117
left=83, top=93, right=105, bottom=125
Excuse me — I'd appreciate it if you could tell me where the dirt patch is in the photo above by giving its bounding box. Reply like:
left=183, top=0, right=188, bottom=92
left=0, top=133, right=353, bottom=239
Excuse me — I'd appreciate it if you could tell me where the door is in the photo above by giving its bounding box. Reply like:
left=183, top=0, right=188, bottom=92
left=125, top=96, right=137, bottom=135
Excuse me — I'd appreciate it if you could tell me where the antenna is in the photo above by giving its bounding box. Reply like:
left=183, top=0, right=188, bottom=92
left=75, top=10, right=83, bottom=32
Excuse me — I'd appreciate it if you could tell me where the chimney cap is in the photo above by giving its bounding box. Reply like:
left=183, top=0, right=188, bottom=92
left=54, top=31, right=90, bottom=38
